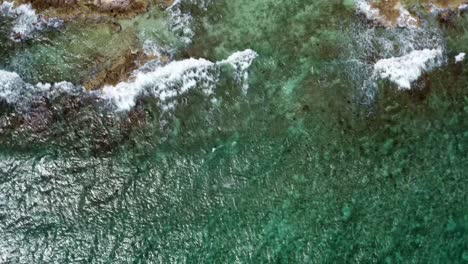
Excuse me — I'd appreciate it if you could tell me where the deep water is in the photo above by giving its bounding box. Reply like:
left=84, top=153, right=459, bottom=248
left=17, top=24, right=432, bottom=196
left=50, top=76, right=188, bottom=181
left=0, top=0, right=468, bottom=263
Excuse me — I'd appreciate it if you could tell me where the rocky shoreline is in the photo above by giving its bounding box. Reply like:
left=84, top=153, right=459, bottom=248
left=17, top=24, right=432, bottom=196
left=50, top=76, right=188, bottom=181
left=1, top=0, right=178, bottom=91
left=12, top=0, right=176, bottom=19
left=357, top=0, right=468, bottom=29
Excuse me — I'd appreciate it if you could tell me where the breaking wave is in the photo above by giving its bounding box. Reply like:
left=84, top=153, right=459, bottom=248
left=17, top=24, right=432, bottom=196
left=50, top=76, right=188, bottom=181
left=99, top=49, right=257, bottom=111
left=346, top=0, right=448, bottom=102
left=0, top=49, right=258, bottom=112
left=0, top=1, right=63, bottom=42
left=373, top=48, right=444, bottom=89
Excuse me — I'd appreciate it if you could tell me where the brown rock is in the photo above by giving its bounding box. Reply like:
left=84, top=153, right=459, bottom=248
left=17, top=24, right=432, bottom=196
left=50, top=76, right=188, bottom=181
left=91, top=0, right=148, bottom=16
left=16, top=0, right=77, bottom=10
left=83, top=49, right=157, bottom=90
left=361, top=0, right=421, bottom=28
left=16, top=0, right=150, bottom=19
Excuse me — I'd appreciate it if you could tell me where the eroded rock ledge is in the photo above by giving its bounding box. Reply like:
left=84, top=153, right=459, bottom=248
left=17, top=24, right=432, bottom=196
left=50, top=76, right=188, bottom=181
left=12, top=0, right=175, bottom=20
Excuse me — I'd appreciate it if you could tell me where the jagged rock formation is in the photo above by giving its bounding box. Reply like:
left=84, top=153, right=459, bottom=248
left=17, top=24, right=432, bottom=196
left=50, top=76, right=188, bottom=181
left=14, top=0, right=152, bottom=19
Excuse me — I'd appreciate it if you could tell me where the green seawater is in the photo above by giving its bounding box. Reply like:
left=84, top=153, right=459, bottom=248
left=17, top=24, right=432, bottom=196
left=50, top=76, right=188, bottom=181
left=1, top=0, right=468, bottom=263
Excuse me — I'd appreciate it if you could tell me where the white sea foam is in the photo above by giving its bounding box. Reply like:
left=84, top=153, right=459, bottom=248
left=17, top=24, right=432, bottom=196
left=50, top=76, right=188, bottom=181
left=373, top=48, right=443, bottom=89
left=455, top=52, right=465, bottom=63
left=221, top=49, right=258, bottom=93
left=166, top=0, right=195, bottom=45
left=0, top=70, right=83, bottom=109
left=356, top=0, right=379, bottom=19
left=0, top=70, right=25, bottom=105
left=166, top=0, right=213, bottom=45
left=142, top=40, right=165, bottom=57
left=99, top=58, right=215, bottom=111
left=348, top=1, right=448, bottom=101
left=0, top=1, right=63, bottom=42
left=99, top=49, right=258, bottom=111
left=167, top=0, right=182, bottom=9
left=396, top=5, right=419, bottom=28
left=0, top=50, right=258, bottom=112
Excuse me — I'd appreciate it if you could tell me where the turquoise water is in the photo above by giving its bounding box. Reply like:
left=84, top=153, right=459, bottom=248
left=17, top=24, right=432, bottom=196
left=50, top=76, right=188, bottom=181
left=1, top=0, right=468, bottom=263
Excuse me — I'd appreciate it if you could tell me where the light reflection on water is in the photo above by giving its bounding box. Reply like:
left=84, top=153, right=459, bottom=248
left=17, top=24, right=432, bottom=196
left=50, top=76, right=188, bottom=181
left=0, top=0, right=468, bottom=262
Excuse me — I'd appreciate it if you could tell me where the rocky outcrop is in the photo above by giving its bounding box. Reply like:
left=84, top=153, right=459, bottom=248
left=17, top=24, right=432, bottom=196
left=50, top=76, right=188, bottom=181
left=90, top=0, right=148, bottom=17
left=357, top=0, right=468, bottom=29
left=16, top=0, right=77, bottom=9
left=83, top=49, right=155, bottom=90
left=357, top=0, right=420, bottom=28
left=15, top=0, right=150, bottom=19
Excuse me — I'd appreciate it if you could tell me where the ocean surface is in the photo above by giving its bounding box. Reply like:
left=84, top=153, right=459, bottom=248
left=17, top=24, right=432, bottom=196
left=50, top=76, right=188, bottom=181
left=0, top=0, right=468, bottom=262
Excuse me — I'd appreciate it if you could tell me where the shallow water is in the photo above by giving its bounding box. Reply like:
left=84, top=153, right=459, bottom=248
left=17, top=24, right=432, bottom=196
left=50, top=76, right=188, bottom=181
left=0, top=0, right=468, bottom=263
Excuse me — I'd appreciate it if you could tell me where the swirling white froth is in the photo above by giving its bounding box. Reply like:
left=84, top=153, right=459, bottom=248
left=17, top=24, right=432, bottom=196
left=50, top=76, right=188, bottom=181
left=99, top=49, right=258, bottom=112
left=455, top=53, right=465, bottom=63
left=166, top=0, right=195, bottom=45
left=373, top=49, right=444, bottom=89
left=166, top=0, right=214, bottom=46
left=0, top=2, right=63, bottom=42
left=346, top=0, right=448, bottom=102
left=0, top=50, right=258, bottom=112
left=0, top=70, right=84, bottom=109
left=99, top=58, right=215, bottom=112
left=0, top=71, right=23, bottom=105
left=221, top=50, right=259, bottom=93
